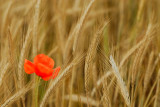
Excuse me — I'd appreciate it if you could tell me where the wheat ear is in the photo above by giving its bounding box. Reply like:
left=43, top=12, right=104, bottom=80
left=64, top=94, right=99, bottom=106
left=85, top=22, right=108, bottom=98
left=109, top=55, right=130, bottom=106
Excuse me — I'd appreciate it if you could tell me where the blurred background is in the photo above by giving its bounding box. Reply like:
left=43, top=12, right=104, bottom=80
left=0, top=0, right=160, bottom=107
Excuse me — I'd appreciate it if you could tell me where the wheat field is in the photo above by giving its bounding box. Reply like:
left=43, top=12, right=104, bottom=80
left=0, top=0, right=160, bottom=107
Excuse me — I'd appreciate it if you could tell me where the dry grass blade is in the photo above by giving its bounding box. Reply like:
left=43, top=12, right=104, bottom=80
left=0, top=62, right=10, bottom=87
left=91, top=71, right=112, bottom=97
left=48, top=46, right=58, bottom=57
left=119, top=36, right=146, bottom=68
left=144, top=52, right=154, bottom=93
left=1, top=1, right=12, bottom=35
left=64, top=94, right=99, bottom=106
left=109, top=55, right=130, bottom=106
left=144, top=78, right=157, bottom=107
left=7, top=28, right=15, bottom=63
left=38, top=32, right=47, bottom=51
left=154, top=69, right=160, bottom=107
left=1, top=82, right=34, bottom=107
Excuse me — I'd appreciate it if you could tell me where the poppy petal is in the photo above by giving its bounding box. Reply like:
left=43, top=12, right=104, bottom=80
left=24, top=59, right=35, bottom=74
left=53, top=66, right=61, bottom=79
left=36, top=63, right=53, bottom=77
left=34, top=54, right=54, bottom=68
left=41, top=76, right=52, bottom=81
left=41, top=67, right=61, bottom=81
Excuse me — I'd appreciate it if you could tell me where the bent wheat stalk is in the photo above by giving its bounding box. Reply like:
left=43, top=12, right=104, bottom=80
left=1, top=82, right=34, bottom=107
left=109, top=55, right=130, bottom=106
left=40, top=55, right=84, bottom=107
left=64, top=0, right=95, bottom=61
left=73, top=0, right=96, bottom=52
left=91, top=71, right=112, bottom=97
left=64, top=94, right=99, bottom=106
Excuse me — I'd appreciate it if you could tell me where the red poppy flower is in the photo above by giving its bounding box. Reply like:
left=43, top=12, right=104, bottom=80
left=24, top=54, right=60, bottom=81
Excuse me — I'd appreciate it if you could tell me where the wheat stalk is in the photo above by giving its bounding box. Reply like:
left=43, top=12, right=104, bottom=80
left=0, top=62, right=10, bottom=87
left=73, top=0, right=96, bottom=52
left=144, top=52, right=154, bottom=93
left=109, top=55, right=130, bottom=106
left=154, top=68, right=160, bottom=107
left=1, top=82, right=34, bottom=107
left=85, top=22, right=108, bottom=99
left=102, top=77, right=111, bottom=107
left=18, top=28, right=32, bottom=89
left=63, top=0, right=95, bottom=61
left=91, top=71, right=112, bottom=97
left=64, top=94, right=99, bottom=106
left=33, top=0, right=41, bottom=56
left=40, top=54, right=84, bottom=107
